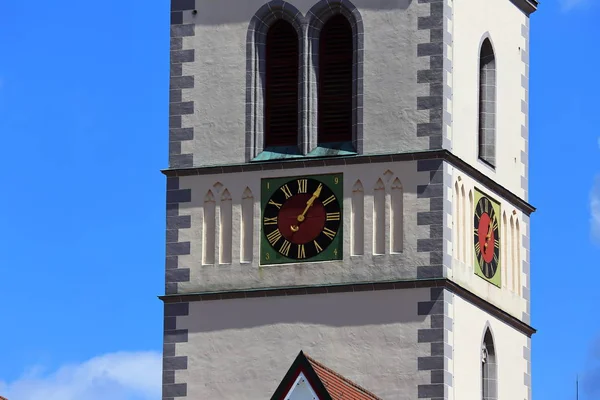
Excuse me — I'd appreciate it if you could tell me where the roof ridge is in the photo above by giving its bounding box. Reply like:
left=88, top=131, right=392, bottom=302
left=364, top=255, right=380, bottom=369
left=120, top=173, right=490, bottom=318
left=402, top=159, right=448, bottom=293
left=304, top=354, right=382, bottom=400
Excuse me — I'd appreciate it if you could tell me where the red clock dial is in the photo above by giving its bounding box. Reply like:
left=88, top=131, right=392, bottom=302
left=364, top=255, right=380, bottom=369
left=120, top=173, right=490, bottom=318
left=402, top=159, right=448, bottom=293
left=473, top=196, right=500, bottom=279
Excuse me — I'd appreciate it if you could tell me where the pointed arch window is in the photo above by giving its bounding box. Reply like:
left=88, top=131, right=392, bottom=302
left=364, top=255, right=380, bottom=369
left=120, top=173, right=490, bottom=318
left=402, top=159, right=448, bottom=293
left=318, top=14, right=353, bottom=144
left=481, top=329, right=498, bottom=400
left=478, top=38, right=496, bottom=167
left=265, top=20, right=299, bottom=147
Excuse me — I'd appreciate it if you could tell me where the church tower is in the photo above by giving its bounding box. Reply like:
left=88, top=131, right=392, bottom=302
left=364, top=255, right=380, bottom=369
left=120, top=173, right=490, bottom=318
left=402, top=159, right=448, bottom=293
left=161, top=0, right=538, bottom=398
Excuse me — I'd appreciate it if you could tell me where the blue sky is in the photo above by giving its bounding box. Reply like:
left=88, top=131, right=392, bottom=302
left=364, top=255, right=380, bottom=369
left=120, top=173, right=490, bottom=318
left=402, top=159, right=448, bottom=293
left=0, top=0, right=598, bottom=399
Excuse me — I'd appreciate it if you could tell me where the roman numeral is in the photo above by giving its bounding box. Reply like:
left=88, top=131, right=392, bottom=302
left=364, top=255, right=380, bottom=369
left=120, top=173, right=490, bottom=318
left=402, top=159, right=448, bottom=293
left=494, top=238, right=499, bottom=248
left=297, top=179, right=307, bottom=194
left=474, top=242, right=481, bottom=254
left=323, top=227, right=336, bottom=240
left=263, top=216, right=278, bottom=225
left=298, top=244, right=306, bottom=259
left=279, top=240, right=291, bottom=256
left=492, top=218, right=498, bottom=230
left=314, top=240, right=323, bottom=253
left=266, top=229, right=282, bottom=245
left=326, top=212, right=340, bottom=221
left=281, top=185, right=293, bottom=199
left=322, top=195, right=336, bottom=206
left=493, top=252, right=499, bottom=264
left=268, top=199, right=282, bottom=209
left=483, top=262, right=490, bottom=277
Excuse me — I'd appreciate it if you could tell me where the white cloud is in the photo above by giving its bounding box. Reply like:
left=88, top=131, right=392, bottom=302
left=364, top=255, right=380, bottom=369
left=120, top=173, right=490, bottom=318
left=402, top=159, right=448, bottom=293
left=0, top=351, right=162, bottom=400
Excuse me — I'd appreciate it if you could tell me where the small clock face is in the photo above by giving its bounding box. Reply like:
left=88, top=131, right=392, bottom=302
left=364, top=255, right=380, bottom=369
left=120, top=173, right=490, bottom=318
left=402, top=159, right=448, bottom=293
left=261, top=175, right=342, bottom=264
left=473, top=195, right=500, bottom=280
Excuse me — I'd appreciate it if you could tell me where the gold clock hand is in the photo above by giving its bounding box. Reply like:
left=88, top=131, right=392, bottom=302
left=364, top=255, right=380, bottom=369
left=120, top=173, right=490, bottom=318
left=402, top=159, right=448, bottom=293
left=291, top=184, right=323, bottom=231
left=484, top=221, right=493, bottom=249
left=297, top=184, right=323, bottom=223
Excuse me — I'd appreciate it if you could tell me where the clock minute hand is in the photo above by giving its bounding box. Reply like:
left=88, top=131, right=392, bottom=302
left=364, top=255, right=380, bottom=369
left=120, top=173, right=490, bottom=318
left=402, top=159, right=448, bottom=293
left=297, top=184, right=323, bottom=223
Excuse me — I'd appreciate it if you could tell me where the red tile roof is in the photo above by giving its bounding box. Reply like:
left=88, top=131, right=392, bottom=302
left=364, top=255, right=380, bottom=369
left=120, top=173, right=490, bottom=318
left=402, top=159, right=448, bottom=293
left=305, top=354, right=382, bottom=400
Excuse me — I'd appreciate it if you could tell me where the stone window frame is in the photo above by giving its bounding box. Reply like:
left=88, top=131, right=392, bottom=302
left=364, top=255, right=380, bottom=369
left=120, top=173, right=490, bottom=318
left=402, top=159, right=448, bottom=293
left=481, top=324, right=498, bottom=400
left=246, top=1, right=306, bottom=161
left=477, top=34, right=497, bottom=169
left=306, top=0, right=365, bottom=154
left=245, top=0, right=364, bottom=161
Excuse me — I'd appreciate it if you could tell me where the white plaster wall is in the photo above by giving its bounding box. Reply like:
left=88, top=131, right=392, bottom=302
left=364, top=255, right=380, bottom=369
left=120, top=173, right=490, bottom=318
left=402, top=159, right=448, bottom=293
left=177, top=161, right=432, bottom=292
left=451, top=293, right=529, bottom=400
left=451, top=0, right=528, bottom=197
left=180, top=0, right=430, bottom=166
left=176, top=288, right=431, bottom=399
left=446, top=166, right=527, bottom=320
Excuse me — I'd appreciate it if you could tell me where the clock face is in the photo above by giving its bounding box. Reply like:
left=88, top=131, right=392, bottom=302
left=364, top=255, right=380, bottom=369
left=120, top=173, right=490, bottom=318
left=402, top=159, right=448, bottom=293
left=473, top=191, right=501, bottom=286
left=261, top=174, right=343, bottom=265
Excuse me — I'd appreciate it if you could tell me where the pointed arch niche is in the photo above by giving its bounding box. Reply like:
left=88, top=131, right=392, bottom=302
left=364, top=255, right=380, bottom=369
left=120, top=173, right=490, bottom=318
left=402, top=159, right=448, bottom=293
left=501, top=212, right=508, bottom=289
left=390, top=178, right=403, bottom=253
left=468, top=190, right=473, bottom=264
left=241, top=187, right=254, bottom=263
left=351, top=180, right=364, bottom=255
left=373, top=178, right=386, bottom=255
left=203, top=190, right=216, bottom=265
left=509, top=215, right=516, bottom=292
left=515, top=219, right=521, bottom=295
left=453, top=181, right=460, bottom=261
left=219, top=189, right=233, bottom=264
left=460, top=184, right=466, bottom=263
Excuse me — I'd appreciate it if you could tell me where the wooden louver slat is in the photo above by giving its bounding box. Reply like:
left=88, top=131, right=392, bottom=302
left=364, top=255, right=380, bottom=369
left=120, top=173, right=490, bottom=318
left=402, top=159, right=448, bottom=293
left=265, top=20, right=299, bottom=147
left=318, top=14, right=353, bottom=144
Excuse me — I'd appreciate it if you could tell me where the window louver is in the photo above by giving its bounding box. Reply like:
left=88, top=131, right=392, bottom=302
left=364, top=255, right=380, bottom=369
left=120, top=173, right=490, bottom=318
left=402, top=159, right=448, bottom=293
left=318, top=15, right=353, bottom=144
left=265, top=20, right=299, bottom=147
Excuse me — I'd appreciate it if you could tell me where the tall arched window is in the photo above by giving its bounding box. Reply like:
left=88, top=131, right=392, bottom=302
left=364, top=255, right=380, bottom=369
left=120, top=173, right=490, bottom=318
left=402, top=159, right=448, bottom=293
left=481, top=329, right=498, bottom=400
left=265, top=20, right=299, bottom=147
left=478, top=38, right=496, bottom=167
left=318, top=14, right=353, bottom=144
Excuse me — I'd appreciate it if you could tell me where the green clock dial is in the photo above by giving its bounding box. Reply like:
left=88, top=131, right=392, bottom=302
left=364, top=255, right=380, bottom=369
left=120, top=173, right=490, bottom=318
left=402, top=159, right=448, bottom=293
left=261, top=174, right=343, bottom=265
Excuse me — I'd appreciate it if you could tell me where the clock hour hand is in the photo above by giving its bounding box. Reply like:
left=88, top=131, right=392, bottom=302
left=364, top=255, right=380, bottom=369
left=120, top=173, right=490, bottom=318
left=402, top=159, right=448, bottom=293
left=484, top=221, right=493, bottom=249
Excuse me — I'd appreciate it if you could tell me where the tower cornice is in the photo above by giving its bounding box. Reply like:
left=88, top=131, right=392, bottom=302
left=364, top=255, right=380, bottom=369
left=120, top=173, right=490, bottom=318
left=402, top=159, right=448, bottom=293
left=161, top=149, right=536, bottom=216
left=511, top=0, right=538, bottom=16
left=158, top=277, right=536, bottom=337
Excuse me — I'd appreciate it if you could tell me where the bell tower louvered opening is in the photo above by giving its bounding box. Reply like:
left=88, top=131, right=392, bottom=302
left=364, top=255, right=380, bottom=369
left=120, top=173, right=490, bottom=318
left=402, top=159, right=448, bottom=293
left=265, top=20, right=299, bottom=148
left=318, top=14, right=353, bottom=144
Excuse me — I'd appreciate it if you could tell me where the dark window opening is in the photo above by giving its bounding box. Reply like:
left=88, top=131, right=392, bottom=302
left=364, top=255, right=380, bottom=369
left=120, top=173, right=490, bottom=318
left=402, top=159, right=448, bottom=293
left=318, top=14, right=353, bottom=144
left=481, top=329, right=498, bottom=400
left=265, top=20, right=299, bottom=147
left=478, top=38, right=496, bottom=167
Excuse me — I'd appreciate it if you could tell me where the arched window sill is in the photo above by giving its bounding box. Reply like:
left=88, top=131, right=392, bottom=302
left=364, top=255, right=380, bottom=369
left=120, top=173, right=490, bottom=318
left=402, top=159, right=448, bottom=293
left=252, top=146, right=303, bottom=161
left=308, top=141, right=357, bottom=157
left=252, top=142, right=357, bottom=162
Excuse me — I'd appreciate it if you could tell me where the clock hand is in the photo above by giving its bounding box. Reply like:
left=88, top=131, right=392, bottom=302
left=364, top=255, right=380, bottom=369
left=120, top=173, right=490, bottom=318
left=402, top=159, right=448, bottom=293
left=297, top=184, right=323, bottom=222
left=484, top=221, right=493, bottom=249
left=291, top=184, right=323, bottom=231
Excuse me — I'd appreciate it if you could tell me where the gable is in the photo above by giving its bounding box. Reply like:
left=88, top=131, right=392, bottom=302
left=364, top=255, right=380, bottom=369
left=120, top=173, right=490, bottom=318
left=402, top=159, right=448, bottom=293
left=271, top=351, right=381, bottom=400
left=284, top=372, right=321, bottom=400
